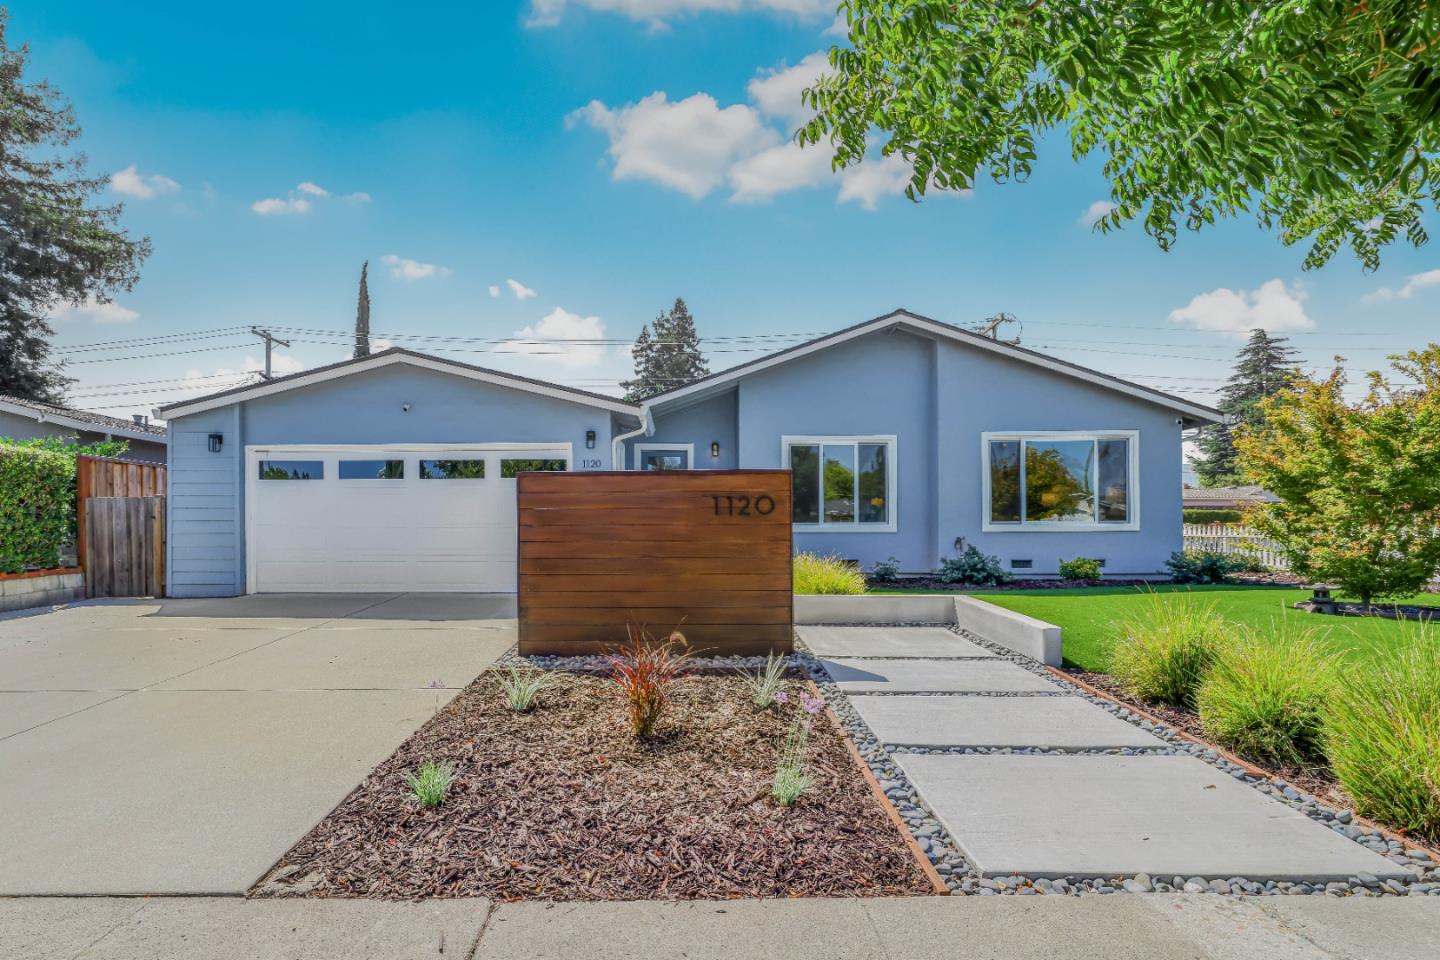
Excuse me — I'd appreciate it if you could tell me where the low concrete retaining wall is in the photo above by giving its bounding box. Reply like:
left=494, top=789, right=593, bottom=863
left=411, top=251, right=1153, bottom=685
left=795, top=593, right=1063, bottom=666
left=0, top=568, right=84, bottom=613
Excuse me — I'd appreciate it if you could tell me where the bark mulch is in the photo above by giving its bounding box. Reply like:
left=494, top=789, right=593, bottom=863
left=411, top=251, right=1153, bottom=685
left=254, top=672, right=932, bottom=901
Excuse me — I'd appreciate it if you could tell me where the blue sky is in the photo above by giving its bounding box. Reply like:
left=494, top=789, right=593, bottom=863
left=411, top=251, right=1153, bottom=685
left=20, top=1, right=1440, bottom=427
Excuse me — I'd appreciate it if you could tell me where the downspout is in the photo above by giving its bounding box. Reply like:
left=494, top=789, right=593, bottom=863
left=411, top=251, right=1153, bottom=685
left=610, top=404, right=652, bottom=471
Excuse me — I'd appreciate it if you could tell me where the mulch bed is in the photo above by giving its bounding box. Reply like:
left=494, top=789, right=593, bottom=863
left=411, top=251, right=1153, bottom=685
left=1061, top=669, right=1350, bottom=805
left=254, top=672, right=932, bottom=901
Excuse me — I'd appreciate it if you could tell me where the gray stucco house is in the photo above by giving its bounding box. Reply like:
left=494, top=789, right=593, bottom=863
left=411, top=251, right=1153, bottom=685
left=0, top=396, right=167, bottom=464
left=156, top=310, right=1220, bottom=597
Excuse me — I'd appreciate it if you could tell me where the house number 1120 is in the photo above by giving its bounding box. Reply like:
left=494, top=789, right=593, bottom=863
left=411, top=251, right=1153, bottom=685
left=711, top=494, right=775, bottom=517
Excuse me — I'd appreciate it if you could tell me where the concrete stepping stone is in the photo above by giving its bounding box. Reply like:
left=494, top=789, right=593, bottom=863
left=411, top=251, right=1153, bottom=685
left=852, top=695, right=1166, bottom=749
left=797, top=625, right=996, bottom=659
left=896, top=753, right=1414, bottom=881
left=822, top=658, right=1062, bottom=694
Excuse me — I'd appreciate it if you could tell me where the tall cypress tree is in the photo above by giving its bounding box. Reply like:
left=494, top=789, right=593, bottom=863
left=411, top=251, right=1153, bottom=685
left=353, top=261, right=371, bottom=359
left=0, top=14, right=149, bottom=402
left=1192, top=329, right=1299, bottom=487
left=621, top=298, right=709, bottom=401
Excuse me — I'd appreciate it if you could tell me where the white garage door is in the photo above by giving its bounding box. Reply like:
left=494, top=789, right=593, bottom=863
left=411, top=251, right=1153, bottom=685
left=246, top=445, right=570, bottom=593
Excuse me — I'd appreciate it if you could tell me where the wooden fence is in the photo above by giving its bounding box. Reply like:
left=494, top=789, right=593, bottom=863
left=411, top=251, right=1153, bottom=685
left=76, top=455, right=166, bottom=579
left=83, top=496, right=166, bottom=597
left=517, top=470, right=794, bottom=657
left=1182, top=523, right=1289, bottom=571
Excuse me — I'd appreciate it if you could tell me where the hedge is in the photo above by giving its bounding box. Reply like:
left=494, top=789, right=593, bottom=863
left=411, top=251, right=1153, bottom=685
left=1183, top=508, right=1244, bottom=525
left=0, top=443, right=77, bottom=573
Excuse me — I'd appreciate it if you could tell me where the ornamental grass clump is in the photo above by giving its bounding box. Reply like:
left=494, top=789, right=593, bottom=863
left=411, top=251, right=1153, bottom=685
left=606, top=628, right=693, bottom=738
left=1196, top=620, right=1336, bottom=768
left=404, top=760, right=457, bottom=809
left=1323, top=632, right=1440, bottom=841
left=793, top=552, right=866, bottom=594
left=493, top=664, right=555, bottom=713
left=772, top=694, right=825, bottom=807
left=739, top=652, right=788, bottom=711
left=1110, top=592, right=1226, bottom=708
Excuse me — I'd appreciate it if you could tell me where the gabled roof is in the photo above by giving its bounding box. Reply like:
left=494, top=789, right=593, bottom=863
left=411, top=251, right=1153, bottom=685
left=1183, top=485, right=1278, bottom=504
left=156, top=348, right=642, bottom=419
left=643, top=309, right=1224, bottom=426
left=0, top=395, right=168, bottom=442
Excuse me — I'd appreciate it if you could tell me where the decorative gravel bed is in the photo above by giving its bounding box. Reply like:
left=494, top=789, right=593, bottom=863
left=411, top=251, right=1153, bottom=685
left=254, top=671, right=932, bottom=901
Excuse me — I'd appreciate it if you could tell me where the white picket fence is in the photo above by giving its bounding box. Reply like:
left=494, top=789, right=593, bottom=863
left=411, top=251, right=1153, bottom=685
left=1182, top=523, right=1289, bottom=571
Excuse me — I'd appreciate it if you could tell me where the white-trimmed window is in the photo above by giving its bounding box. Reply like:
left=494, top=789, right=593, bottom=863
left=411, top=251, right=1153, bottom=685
left=783, top=436, right=897, bottom=532
left=634, top=443, right=694, bottom=471
left=982, top=431, right=1139, bottom=532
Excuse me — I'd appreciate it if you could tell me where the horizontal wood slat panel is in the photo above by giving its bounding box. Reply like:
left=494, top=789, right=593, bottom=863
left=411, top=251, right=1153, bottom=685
left=518, top=470, right=792, bottom=657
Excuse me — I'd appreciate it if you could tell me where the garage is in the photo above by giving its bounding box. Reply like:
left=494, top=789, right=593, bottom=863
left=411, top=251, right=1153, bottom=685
left=245, top=445, right=571, bottom=593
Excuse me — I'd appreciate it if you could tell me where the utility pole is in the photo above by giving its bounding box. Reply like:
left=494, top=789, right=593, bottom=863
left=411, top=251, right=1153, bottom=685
left=250, top=326, right=292, bottom=380
left=973, top=312, right=1021, bottom=344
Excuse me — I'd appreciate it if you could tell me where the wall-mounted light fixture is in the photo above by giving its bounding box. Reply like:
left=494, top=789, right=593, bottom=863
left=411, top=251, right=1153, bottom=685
left=710, top=441, right=720, bottom=459
left=208, top=433, right=224, bottom=453
left=585, top=429, right=596, bottom=449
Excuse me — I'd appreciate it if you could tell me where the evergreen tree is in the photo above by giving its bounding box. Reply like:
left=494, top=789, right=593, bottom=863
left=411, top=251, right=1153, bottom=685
left=0, top=14, right=149, bottom=402
left=621, top=298, right=709, bottom=401
left=354, top=261, right=371, bottom=358
left=1192, top=329, right=1299, bottom=487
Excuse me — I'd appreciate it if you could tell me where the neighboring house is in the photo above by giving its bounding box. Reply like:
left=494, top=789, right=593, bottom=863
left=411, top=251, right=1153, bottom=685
left=0, top=396, right=167, bottom=464
left=156, top=309, right=1221, bottom=597
left=1181, top=485, right=1279, bottom=511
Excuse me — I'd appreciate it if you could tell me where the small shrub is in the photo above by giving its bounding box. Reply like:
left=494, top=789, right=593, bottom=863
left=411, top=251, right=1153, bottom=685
left=1110, top=593, right=1227, bottom=707
left=493, top=664, right=555, bottom=712
left=1165, top=550, right=1248, bottom=585
left=936, top=544, right=1011, bottom=586
left=1324, top=632, right=1440, bottom=841
left=738, top=652, right=788, bottom=710
left=1183, top=508, right=1244, bottom=525
left=404, top=760, right=457, bottom=808
left=606, top=628, right=693, bottom=738
left=793, top=552, right=866, bottom=594
left=868, top=556, right=901, bottom=583
left=1058, top=557, right=1103, bottom=582
left=1196, top=621, right=1336, bottom=767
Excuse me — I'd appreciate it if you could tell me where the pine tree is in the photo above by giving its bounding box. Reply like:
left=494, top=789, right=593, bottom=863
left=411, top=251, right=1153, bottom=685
left=1192, top=329, right=1299, bottom=487
left=0, top=14, right=149, bottom=403
left=621, top=298, right=710, bottom=401
left=354, top=261, right=371, bottom=359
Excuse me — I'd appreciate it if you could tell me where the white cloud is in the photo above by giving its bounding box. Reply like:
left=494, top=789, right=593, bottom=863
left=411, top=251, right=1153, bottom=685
left=251, top=196, right=312, bottom=216
left=1365, top=267, right=1440, bottom=302
left=506, top=278, right=538, bottom=300
left=837, top=153, right=914, bottom=210
left=110, top=164, right=180, bottom=199
left=527, top=0, right=833, bottom=28
left=498, top=307, right=608, bottom=368
left=296, top=181, right=330, bottom=197
left=747, top=51, right=832, bottom=129
left=380, top=254, right=452, bottom=281
left=50, top=296, right=140, bottom=324
left=728, top=140, right=830, bottom=203
left=1079, top=200, right=1116, bottom=226
left=1169, top=278, right=1314, bottom=335
left=570, top=92, right=779, bottom=199
left=342, top=191, right=372, bottom=204
left=823, top=13, right=848, bottom=36
left=183, top=353, right=305, bottom=392
left=488, top=284, right=501, bottom=298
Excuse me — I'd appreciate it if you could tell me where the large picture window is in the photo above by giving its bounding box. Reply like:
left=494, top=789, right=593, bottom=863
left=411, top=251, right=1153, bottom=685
left=783, top=436, right=897, bottom=532
left=982, top=432, right=1138, bottom=531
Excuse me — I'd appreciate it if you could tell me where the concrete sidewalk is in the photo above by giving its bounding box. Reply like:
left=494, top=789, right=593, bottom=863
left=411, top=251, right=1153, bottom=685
left=5, top=894, right=1437, bottom=960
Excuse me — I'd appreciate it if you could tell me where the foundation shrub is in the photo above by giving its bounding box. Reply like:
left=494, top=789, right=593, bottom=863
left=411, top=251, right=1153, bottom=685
left=793, top=552, right=866, bottom=594
left=1110, top=592, right=1227, bottom=708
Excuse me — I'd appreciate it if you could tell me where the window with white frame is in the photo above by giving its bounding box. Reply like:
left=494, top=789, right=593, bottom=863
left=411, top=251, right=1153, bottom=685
left=783, top=436, right=897, bottom=531
left=982, top=431, right=1138, bottom=531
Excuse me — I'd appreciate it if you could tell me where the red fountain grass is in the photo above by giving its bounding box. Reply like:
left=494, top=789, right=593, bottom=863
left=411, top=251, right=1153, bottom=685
left=605, top=627, right=694, bottom=738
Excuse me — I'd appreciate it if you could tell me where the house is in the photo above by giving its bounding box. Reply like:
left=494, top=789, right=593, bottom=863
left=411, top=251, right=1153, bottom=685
left=0, top=395, right=167, bottom=464
left=155, top=309, right=1221, bottom=597
left=1182, top=484, right=1279, bottom=511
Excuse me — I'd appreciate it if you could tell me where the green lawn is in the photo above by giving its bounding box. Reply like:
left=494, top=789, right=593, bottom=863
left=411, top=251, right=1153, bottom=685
left=875, top=584, right=1438, bottom=672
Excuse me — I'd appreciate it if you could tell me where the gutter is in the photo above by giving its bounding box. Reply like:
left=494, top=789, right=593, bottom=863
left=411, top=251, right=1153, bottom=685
left=610, top=404, right=651, bottom=470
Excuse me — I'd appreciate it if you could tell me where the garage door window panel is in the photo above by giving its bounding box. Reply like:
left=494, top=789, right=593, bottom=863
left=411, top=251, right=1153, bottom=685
left=339, top=459, right=405, bottom=479
left=258, top=460, right=323, bottom=480
left=501, top=458, right=567, bottom=477
left=420, top=459, right=486, bottom=479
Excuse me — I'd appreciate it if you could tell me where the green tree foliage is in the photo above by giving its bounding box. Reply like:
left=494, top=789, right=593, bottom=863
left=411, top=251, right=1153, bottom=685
left=803, top=2, right=1440, bottom=269
left=354, top=261, right=371, bottom=359
left=0, top=436, right=124, bottom=572
left=1236, top=347, right=1440, bottom=605
left=1194, top=330, right=1299, bottom=486
left=1024, top=447, right=1092, bottom=521
left=621, top=298, right=710, bottom=401
left=0, top=14, right=150, bottom=402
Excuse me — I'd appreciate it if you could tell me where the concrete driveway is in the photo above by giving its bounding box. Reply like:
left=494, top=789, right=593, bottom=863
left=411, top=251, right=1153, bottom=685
left=0, top=593, right=514, bottom=896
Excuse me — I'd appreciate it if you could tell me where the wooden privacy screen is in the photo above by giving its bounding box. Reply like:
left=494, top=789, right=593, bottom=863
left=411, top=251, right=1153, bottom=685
left=84, top=496, right=166, bottom=598
left=76, top=455, right=166, bottom=577
left=517, top=470, right=793, bottom=657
